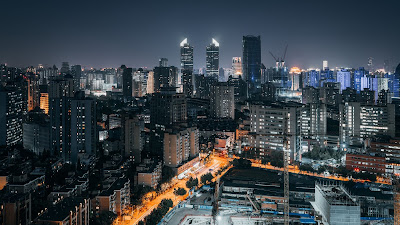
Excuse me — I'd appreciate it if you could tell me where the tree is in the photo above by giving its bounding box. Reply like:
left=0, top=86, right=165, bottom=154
left=186, top=177, right=198, bottom=189
left=160, top=198, right=173, bottom=208
left=162, top=166, right=175, bottom=183
left=299, top=164, right=315, bottom=172
left=232, top=158, right=252, bottom=168
left=201, top=173, right=214, bottom=185
left=269, top=150, right=284, bottom=168
left=174, top=187, right=187, bottom=196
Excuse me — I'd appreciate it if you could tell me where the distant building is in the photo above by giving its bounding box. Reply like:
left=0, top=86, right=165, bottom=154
left=210, top=82, right=234, bottom=119
left=232, top=57, right=242, bottom=76
left=153, top=66, right=178, bottom=92
left=60, top=62, right=70, bottom=75
left=27, top=73, right=40, bottom=111
left=180, top=38, right=194, bottom=73
left=122, top=67, right=133, bottom=101
left=206, top=39, right=219, bottom=78
left=323, top=60, right=328, bottom=70
left=311, top=183, right=360, bottom=225
left=336, top=69, right=351, bottom=92
left=23, top=119, right=51, bottom=155
left=123, top=115, right=144, bottom=163
left=0, top=86, right=23, bottom=146
left=242, top=35, right=261, bottom=95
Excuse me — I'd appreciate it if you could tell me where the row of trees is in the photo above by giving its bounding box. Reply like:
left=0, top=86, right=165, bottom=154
left=139, top=199, right=173, bottom=225
left=299, top=164, right=377, bottom=182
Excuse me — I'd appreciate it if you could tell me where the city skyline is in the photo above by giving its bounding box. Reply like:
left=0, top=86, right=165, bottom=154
left=1, top=0, right=400, bottom=70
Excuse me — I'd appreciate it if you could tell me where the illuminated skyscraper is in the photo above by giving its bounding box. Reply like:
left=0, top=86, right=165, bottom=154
left=0, top=86, right=23, bottom=146
left=242, top=35, right=261, bottom=95
left=206, top=38, right=219, bottom=77
left=180, top=38, right=193, bottom=73
left=232, top=57, right=242, bottom=76
left=323, top=60, right=328, bottom=70
left=336, top=69, right=351, bottom=92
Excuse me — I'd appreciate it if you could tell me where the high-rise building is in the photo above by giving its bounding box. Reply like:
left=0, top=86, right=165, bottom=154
left=60, top=62, right=70, bottom=75
left=123, top=115, right=144, bottom=163
left=27, top=73, right=40, bottom=111
left=153, top=66, right=178, bottom=92
left=302, top=86, right=320, bottom=104
left=182, top=69, right=194, bottom=97
left=69, top=92, right=96, bottom=164
left=340, top=102, right=396, bottom=147
left=122, top=67, right=133, bottom=101
left=242, top=35, right=261, bottom=95
left=0, top=86, right=23, bottom=146
left=163, top=127, right=199, bottom=168
left=227, top=76, right=247, bottom=103
left=71, top=65, right=82, bottom=90
left=180, top=38, right=193, bottom=73
left=159, top=58, right=168, bottom=67
left=249, top=102, right=303, bottom=161
left=210, top=82, right=235, bottom=119
left=23, top=113, right=50, bottom=155
left=150, top=87, right=186, bottom=128
left=232, top=57, right=242, bottom=77
left=206, top=38, right=219, bottom=78
left=39, top=85, right=49, bottom=114
left=353, top=67, right=366, bottom=93
left=336, top=69, right=351, bottom=92
left=322, top=60, right=328, bottom=70
left=301, top=103, right=327, bottom=138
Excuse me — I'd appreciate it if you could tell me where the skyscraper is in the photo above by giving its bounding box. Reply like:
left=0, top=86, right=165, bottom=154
left=122, top=67, right=133, bottom=101
left=206, top=38, right=219, bottom=78
left=210, top=82, right=235, bottom=119
left=322, top=60, right=328, bottom=70
left=232, top=57, right=242, bottom=77
left=60, top=62, right=70, bottom=75
left=180, top=38, right=193, bottom=73
left=0, top=86, right=23, bottom=146
left=27, top=73, right=40, bottom=111
left=336, top=69, right=351, bottom=92
left=242, top=35, right=261, bottom=95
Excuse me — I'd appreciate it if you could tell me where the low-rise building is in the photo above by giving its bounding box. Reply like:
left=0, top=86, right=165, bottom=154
left=93, top=177, right=130, bottom=216
left=136, top=159, right=162, bottom=188
left=345, top=153, right=387, bottom=174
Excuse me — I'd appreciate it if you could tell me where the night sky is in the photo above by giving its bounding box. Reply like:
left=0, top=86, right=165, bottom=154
left=1, top=0, right=400, bottom=70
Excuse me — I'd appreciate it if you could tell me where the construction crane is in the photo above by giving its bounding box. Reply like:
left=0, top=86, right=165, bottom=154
left=269, top=45, right=288, bottom=69
left=283, top=135, right=290, bottom=225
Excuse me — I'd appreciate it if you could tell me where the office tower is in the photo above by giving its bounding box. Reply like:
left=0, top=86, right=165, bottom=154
left=206, top=38, right=219, bottom=77
left=302, top=86, right=320, bottom=104
left=249, top=102, right=303, bottom=161
left=322, top=60, right=328, bottom=70
left=340, top=102, right=396, bottom=147
left=70, top=92, right=96, bottom=164
left=227, top=76, right=247, bottom=103
left=218, top=67, right=225, bottom=82
left=0, top=86, right=23, bottom=146
left=242, top=35, right=261, bottom=94
left=180, top=38, right=194, bottom=73
left=336, top=69, right=351, bottom=91
left=122, top=67, right=133, bottom=101
left=27, top=73, right=40, bottom=111
left=39, top=85, right=49, bottom=114
left=123, top=115, right=144, bottom=163
left=232, top=57, right=242, bottom=77
left=159, top=58, right=168, bottom=67
left=153, top=66, right=178, bottom=92
left=163, top=127, right=199, bottom=168
left=391, top=63, right=400, bottom=97
left=60, top=62, right=70, bottom=75
left=210, top=82, right=235, bottom=119
left=311, top=183, right=360, bottom=225
left=150, top=87, right=186, bottom=127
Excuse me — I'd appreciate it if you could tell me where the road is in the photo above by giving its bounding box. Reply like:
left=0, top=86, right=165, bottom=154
left=121, top=156, right=229, bottom=225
